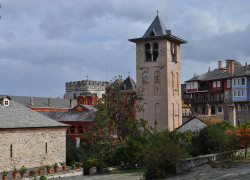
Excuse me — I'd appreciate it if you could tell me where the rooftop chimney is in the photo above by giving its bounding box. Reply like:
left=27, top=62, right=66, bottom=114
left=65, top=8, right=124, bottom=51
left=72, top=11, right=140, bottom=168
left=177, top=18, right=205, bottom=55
left=245, top=62, right=248, bottom=70
left=194, top=73, right=196, bottom=77
left=218, top=61, right=222, bottom=69
left=70, top=98, right=73, bottom=108
left=208, top=66, right=211, bottom=72
left=48, top=98, right=51, bottom=106
left=226, top=60, right=235, bottom=75
left=30, top=97, right=33, bottom=106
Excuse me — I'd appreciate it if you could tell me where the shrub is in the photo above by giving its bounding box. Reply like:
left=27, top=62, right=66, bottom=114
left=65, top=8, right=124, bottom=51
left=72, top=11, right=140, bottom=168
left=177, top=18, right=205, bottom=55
left=143, top=129, right=188, bottom=179
left=190, top=123, right=231, bottom=156
left=115, top=137, right=143, bottom=169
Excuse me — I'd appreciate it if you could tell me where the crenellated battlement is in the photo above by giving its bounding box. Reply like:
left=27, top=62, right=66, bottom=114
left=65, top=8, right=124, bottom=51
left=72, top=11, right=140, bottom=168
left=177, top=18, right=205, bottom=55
left=65, top=80, right=110, bottom=99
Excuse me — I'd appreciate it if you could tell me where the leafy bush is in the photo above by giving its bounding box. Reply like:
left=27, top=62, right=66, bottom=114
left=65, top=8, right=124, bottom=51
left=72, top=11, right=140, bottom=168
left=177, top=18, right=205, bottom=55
left=190, top=123, right=231, bottom=156
left=115, top=137, right=143, bottom=169
left=66, top=136, right=78, bottom=165
left=143, top=129, right=188, bottom=179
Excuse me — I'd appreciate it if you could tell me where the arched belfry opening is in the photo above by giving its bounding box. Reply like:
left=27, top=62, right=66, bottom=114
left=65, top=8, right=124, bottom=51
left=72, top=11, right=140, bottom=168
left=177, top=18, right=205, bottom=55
left=145, top=43, right=151, bottom=62
left=153, top=43, right=158, bottom=61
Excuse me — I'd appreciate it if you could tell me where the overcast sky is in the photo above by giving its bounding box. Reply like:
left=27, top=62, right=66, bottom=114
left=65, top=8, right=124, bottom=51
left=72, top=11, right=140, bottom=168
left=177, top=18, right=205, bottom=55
left=1, top=0, right=250, bottom=97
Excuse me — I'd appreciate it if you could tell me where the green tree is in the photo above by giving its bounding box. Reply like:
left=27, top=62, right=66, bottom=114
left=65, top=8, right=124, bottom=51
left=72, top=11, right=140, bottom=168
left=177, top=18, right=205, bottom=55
left=77, top=76, right=145, bottom=168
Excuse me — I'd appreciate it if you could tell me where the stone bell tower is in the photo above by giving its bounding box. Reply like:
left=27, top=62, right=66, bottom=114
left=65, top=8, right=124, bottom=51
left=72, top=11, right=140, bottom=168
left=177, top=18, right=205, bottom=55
left=129, top=14, right=187, bottom=130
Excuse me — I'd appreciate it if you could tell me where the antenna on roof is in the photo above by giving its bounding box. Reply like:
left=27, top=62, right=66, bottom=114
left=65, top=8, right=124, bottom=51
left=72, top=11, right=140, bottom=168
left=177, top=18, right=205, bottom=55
left=87, top=75, right=89, bottom=80
left=156, top=10, right=159, bottom=16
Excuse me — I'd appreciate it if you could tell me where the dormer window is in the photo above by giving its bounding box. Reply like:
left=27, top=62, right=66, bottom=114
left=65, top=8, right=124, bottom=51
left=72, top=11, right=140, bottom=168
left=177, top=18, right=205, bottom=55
left=1, top=97, right=10, bottom=106
left=4, top=100, right=9, bottom=106
left=150, top=29, right=155, bottom=36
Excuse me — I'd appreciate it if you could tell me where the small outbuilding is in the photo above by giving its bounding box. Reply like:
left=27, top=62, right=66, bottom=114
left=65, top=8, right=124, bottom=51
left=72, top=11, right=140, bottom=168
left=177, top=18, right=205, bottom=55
left=176, top=115, right=223, bottom=133
left=0, top=96, right=68, bottom=172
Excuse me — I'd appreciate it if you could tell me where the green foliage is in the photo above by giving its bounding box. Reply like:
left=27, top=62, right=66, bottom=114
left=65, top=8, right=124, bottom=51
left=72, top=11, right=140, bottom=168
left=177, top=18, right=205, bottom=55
left=115, top=137, right=143, bottom=169
left=39, top=175, right=47, bottom=180
left=2, top=170, right=8, bottom=176
left=190, top=123, right=232, bottom=156
left=66, top=136, right=78, bottom=165
left=75, top=76, right=145, bottom=169
left=12, top=167, right=18, bottom=174
left=19, top=165, right=27, bottom=174
left=143, top=129, right=189, bottom=179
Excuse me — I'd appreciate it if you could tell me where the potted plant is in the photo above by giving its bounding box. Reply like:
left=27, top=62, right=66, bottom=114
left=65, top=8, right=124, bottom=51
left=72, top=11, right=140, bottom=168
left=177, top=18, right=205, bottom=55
left=38, top=167, right=45, bottom=175
left=71, top=161, right=76, bottom=170
left=12, top=167, right=18, bottom=179
left=29, top=170, right=36, bottom=177
left=88, top=158, right=98, bottom=175
left=45, top=165, right=52, bottom=173
left=2, top=170, right=7, bottom=180
left=60, top=162, right=67, bottom=171
left=40, top=175, right=47, bottom=180
left=53, top=163, right=59, bottom=173
left=76, top=162, right=83, bottom=169
left=19, top=165, right=27, bottom=178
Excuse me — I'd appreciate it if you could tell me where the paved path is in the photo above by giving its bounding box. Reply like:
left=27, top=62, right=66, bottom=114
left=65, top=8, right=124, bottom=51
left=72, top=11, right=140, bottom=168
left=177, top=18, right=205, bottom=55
left=53, top=163, right=250, bottom=180
left=52, top=172, right=144, bottom=180
left=167, top=163, right=250, bottom=180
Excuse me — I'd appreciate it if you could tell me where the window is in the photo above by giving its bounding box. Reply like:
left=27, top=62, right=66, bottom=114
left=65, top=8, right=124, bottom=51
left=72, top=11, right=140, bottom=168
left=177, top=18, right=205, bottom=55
left=78, top=126, right=83, bottom=134
left=145, top=43, right=151, bottom=62
left=153, top=43, right=158, bottom=61
left=238, top=90, right=241, bottom=96
left=218, top=106, right=223, bottom=112
left=70, top=126, right=75, bottom=134
left=242, top=90, right=245, bottom=97
left=217, top=81, right=220, bottom=87
left=227, top=79, right=231, bottom=88
left=142, top=72, right=149, bottom=83
left=154, top=71, right=160, bottom=81
left=238, top=104, right=241, bottom=111
left=242, top=104, right=248, bottom=111
left=233, top=79, right=237, bottom=86
left=45, top=142, right=48, bottom=154
left=171, top=43, right=177, bottom=63
left=242, top=78, right=245, bottom=85
left=213, top=81, right=216, bottom=88
left=238, top=78, right=241, bottom=85
left=10, top=144, right=13, bottom=158
left=4, top=100, right=9, bottom=106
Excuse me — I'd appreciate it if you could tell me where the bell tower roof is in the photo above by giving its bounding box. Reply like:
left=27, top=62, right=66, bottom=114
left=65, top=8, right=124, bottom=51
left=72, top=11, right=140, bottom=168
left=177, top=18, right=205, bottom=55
left=129, top=15, right=187, bottom=44
left=143, top=15, right=170, bottom=37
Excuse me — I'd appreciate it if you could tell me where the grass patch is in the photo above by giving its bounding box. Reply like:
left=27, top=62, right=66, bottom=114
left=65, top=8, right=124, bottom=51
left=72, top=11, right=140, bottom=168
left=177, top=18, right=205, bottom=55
left=110, top=168, right=146, bottom=174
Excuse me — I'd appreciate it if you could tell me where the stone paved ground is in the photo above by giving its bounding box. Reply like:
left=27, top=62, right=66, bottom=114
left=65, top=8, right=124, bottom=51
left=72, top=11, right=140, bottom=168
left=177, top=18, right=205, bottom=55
left=167, top=163, right=250, bottom=180
left=52, top=172, right=144, bottom=180
left=53, top=162, right=250, bottom=180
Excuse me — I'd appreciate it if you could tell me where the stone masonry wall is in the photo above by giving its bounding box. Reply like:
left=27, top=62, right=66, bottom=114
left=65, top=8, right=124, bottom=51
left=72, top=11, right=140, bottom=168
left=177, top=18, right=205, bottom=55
left=0, top=127, right=67, bottom=172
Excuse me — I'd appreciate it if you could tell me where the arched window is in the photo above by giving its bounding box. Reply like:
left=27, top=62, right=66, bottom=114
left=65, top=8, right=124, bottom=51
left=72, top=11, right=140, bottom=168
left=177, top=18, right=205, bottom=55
left=78, top=126, right=83, bottom=134
left=171, top=43, right=177, bottom=62
left=153, top=43, right=158, bottom=61
left=142, top=72, right=149, bottom=83
left=154, top=71, right=160, bottom=81
left=70, top=126, right=75, bottom=134
left=145, top=43, right=151, bottom=62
